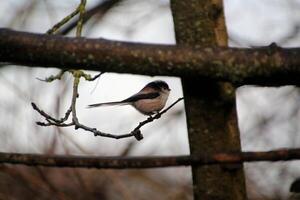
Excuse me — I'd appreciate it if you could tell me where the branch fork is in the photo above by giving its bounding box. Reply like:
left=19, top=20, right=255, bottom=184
left=27, top=0, right=183, bottom=141
left=32, top=96, right=184, bottom=141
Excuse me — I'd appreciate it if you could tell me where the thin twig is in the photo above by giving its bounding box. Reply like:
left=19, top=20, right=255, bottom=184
left=71, top=77, right=80, bottom=128
left=86, top=72, right=105, bottom=81
left=77, top=97, right=183, bottom=140
left=129, top=97, right=184, bottom=140
left=31, top=1, right=182, bottom=141
left=58, top=0, right=123, bottom=35
left=36, top=121, right=74, bottom=127
left=46, top=5, right=80, bottom=34
left=36, top=70, right=66, bottom=82
left=76, top=0, right=86, bottom=37
left=32, top=103, right=72, bottom=124
left=32, top=98, right=184, bottom=140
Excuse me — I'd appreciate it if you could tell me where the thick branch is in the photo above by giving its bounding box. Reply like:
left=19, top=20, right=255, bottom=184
left=1, top=148, right=300, bottom=169
left=1, top=29, right=300, bottom=86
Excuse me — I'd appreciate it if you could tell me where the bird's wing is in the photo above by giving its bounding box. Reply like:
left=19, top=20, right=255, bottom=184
left=121, top=92, right=160, bottom=103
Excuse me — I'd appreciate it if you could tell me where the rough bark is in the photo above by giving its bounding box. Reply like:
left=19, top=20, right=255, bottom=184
left=1, top=148, right=300, bottom=168
left=170, top=1, right=247, bottom=199
left=0, top=29, right=300, bottom=86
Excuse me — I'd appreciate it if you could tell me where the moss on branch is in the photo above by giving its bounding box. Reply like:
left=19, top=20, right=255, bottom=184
left=0, top=29, right=300, bottom=86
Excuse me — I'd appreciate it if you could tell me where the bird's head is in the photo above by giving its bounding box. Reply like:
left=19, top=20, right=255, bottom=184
left=145, top=80, right=170, bottom=93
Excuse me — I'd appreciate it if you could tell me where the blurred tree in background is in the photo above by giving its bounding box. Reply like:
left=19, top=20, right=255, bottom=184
left=1, top=0, right=300, bottom=200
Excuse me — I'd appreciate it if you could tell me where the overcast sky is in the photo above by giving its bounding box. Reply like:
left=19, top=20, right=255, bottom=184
left=1, top=1, right=300, bottom=198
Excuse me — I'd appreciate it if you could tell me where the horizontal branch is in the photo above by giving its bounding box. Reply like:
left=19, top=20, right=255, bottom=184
left=1, top=29, right=300, bottom=85
left=1, top=148, right=300, bottom=169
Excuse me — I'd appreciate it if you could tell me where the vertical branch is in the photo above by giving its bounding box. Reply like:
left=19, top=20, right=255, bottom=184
left=34, top=0, right=182, bottom=140
left=72, top=0, right=86, bottom=127
left=71, top=76, right=80, bottom=127
left=170, top=1, right=246, bottom=200
left=211, top=0, right=228, bottom=46
left=76, top=0, right=87, bottom=37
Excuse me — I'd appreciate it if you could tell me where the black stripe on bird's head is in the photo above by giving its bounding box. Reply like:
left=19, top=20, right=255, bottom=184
left=144, top=80, right=170, bottom=91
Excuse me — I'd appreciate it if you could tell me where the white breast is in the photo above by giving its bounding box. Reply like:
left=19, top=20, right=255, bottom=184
left=133, top=89, right=170, bottom=115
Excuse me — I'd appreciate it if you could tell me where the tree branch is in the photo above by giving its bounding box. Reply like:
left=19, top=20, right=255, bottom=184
left=32, top=97, right=184, bottom=140
left=1, top=148, right=300, bottom=169
left=1, top=29, right=300, bottom=86
left=58, top=0, right=123, bottom=35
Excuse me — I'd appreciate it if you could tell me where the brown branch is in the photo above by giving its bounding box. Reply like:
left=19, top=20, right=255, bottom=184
left=30, top=0, right=180, bottom=141
left=1, top=29, right=300, bottom=86
left=1, top=148, right=300, bottom=169
left=128, top=97, right=184, bottom=140
left=32, top=103, right=72, bottom=124
left=32, top=97, right=184, bottom=140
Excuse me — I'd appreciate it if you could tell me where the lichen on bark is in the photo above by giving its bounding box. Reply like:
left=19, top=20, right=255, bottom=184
left=170, top=0, right=247, bottom=199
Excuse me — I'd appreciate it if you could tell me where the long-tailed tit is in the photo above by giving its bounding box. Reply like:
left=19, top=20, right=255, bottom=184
left=88, top=80, right=170, bottom=115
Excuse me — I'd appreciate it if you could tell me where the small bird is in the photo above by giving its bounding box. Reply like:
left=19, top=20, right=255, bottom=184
left=87, top=80, right=171, bottom=115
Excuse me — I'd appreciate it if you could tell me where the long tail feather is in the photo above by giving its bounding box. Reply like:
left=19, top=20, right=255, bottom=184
left=87, top=101, right=129, bottom=108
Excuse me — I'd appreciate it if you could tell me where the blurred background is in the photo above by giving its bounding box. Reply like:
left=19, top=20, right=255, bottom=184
left=0, top=0, right=300, bottom=199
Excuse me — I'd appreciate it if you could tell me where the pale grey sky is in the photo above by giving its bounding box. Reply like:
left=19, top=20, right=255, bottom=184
left=1, top=1, right=300, bottom=199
